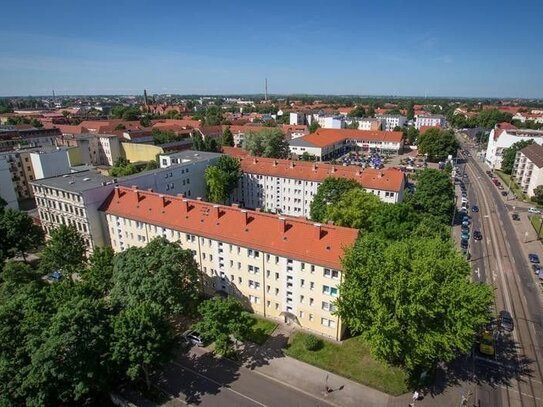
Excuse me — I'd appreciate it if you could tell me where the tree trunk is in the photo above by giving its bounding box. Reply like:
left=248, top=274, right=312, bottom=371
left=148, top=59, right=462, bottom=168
left=143, top=364, right=152, bottom=391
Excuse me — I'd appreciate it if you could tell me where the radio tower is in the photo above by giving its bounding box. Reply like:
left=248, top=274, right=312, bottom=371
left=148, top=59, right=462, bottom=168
left=265, top=77, right=268, bottom=101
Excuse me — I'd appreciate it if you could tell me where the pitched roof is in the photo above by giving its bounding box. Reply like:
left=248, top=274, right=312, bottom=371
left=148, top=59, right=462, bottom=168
left=296, top=128, right=403, bottom=148
left=520, top=143, right=543, bottom=168
left=237, top=156, right=405, bottom=192
left=101, top=186, right=358, bottom=269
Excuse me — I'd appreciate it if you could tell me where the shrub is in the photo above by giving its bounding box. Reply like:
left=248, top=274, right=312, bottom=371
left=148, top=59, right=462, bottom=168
left=304, top=334, right=323, bottom=351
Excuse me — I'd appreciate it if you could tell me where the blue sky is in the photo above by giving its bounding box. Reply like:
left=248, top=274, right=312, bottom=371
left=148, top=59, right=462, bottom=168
left=1, top=0, right=542, bottom=97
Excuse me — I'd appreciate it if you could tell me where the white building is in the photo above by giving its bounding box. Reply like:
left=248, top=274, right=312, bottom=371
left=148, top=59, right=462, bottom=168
left=415, top=114, right=447, bottom=130
left=317, top=115, right=344, bottom=129
left=512, top=112, right=543, bottom=124
left=76, top=134, right=121, bottom=166
left=344, top=118, right=383, bottom=131
left=0, top=157, right=18, bottom=209
left=290, top=112, right=306, bottom=125
left=375, top=115, right=407, bottom=131
left=30, top=149, right=71, bottom=180
left=232, top=156, right=406, bottom=218
left=513, top=144, right=543, bottom=197
left=485, top=128, right=543, bottom=169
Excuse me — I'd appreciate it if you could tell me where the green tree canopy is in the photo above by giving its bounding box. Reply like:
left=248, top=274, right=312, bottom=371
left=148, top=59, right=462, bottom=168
left=0, top=209, right=44, bottom=261
left=533, top=185, right=543, bottom=205
left=310, top=177, right=361, bottom=222
left=194, top=297, right=253, bottom=356
left=110, top=237, right=200, bottom=315
left=308, top=121, right=321, bottom=133
left=336, top=234, right=494, bottom=376
left=324, top=188, right=382, bottom=230
left=476, top=109, right=512, bottom=128
left=409, top=169, right=455, bottom=224
left=348, top=106, right=366, bottom=117
left=501, top=139, right=534, bottom=174
left=0, top=261, right=40, bottom=300
left=221, top=127, right=234, bottom=147
left=406, top=101, right=415, bottom=120
left=111, top=302, right=174, bottom=390
left=417, top=128, right=459, bottom=162
left=109, top=157, right=140, bottom=177
left=39, top=224, right=87, bottom=274
left=405, top=127, right=419, bottom=144
left=243, top=128, right=290, bottom=158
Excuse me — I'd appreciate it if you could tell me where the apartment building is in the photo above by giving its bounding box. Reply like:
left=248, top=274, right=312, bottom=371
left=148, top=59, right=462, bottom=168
left=233, top=156, right=406, bottom=217
left=316, top=115, right=344, bottom=129
left=289, top=128, right=404, bottom=161
left=375, top=114, right=407, bottom=131
left=415, top=114, right=447, bottom=130
left=289, top=112, right=306, bottom=125
left=344, top=118, right=383, bottom=131
left=31, top=150, right=222, bottom=249
left=102, top=186, right=359, bottom=340
left=513, top=144, right=543, bottom=197
left=0, top=127, right=60, bottom=151
left=485, top=127, right=543, bottom=169
left=76, top=133, right=121, bottom=166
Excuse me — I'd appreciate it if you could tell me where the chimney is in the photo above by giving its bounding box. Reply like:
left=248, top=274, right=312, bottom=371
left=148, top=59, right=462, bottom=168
left=278, top=216, right=286, bottom=233
left=159, top=194, right=169, bottom=207
left=213, top=204, right=221, bottom=218
left=115, top=186, right=121, bottom=198
left=312, top=163, right=317, bottom=171
left=379, top=172, right=384, bottom=178
left=290, top=161, right=295, bottom=168
left=273, top=160, right=278, bottom=166
left=176, top=193, right=186, bottom=198
left=253, top=158, right=258, bottom=164
left=314, top=223, right=322, bottom=240
left=135, top=190, right=142, bottom=202
left=182, top=199, right=190, bottom=212
left=331, top=166, right=336, bottom=173
left=131, top=185, right=138, bottom=190
left=147, top=188, right=154, bottom=193
left=241, top=209, right=249, bottom=225
left=357, top=169, right=362, bottom=176
left=232, top=203, right=240, bottom=208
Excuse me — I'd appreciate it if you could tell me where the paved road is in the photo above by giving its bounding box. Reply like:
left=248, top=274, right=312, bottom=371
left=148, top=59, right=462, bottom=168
left=156, top=348, right=335, bottom=407
left=461, top=146, right=543, bottom=407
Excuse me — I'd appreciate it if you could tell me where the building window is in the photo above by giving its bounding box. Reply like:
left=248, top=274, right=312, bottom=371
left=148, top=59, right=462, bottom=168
left=321, top=318, right=336, bottom=328
left=324, top=269, right=339, bottom=279
left=238, top=277, right=242, bottom=284
left=249, top=295, right=260, bottom=304
left=323, top=285, right=338, bottom=297
left=322, top=301, right=336, bottom=312
left=299, top=311, right=304, bottom=319
left=249, top=280, right=260, bottom=290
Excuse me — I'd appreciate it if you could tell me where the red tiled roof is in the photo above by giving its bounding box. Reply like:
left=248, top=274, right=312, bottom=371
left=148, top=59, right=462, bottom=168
left=300, top=128, right=403, bottom=148
left=496, top=122, right=517, bottom=130
left=101, top=186, right=358, bottom=269
left=419, top=126, right=440, bottom=134
left=152, top=119, right=201, bottom=129
left=237, top=156, right=405, bottom=192
left=221, top=146, right=249, bottom=157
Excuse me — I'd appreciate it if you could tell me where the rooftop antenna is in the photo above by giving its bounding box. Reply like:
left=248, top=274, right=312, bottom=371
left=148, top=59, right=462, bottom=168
left=265, top=77, right=268, bottom=101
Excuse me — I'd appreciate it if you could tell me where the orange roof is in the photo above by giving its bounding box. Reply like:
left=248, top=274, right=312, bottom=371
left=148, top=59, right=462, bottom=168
left=300, top=128, right=403, bottom=148
left=221, top=146, right=249, bottom=157
left=419, top=126, right=440, bottom=134
left=496, top=122, right=517, bottom=130
left=152, top=119, right=201, bottom=129
left=101, top=186, right=358, bottom=269
left=237, top=156, right=405, bottom=192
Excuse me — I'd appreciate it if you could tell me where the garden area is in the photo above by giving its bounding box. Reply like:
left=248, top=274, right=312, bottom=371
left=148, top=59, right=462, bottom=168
left=241, top=316, right=278, bottom=345
left=284, top=332, right=408, bottom=396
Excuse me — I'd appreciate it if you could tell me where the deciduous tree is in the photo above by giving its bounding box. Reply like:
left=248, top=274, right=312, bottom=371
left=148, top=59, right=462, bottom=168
left=501, top=139, right=534, bottom=175
left=417, top=128, right=459, bottom=162
left=244, top=128, right=289, bottom=158
left=39, top=224, right=86, bottom=274
left=324, top=188, right=382, bottom=230
left=310, top=177, right=361, bottom=222
left=0, top=209, right=44, bottom=261
left=408, top=169, right=454, bottom=224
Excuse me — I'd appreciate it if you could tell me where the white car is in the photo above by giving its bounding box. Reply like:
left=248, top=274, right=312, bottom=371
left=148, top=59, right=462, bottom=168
left=528, top=207, right=541, bottom=214
left=461, top=197, right=468, bottom=203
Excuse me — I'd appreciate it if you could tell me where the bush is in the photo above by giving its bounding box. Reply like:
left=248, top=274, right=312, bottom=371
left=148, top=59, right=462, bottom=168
left=304, top=334, right=323, bottom=351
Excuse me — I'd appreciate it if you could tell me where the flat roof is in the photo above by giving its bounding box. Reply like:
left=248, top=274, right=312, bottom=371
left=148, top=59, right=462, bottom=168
left=159, top=149, right=222, bottom=162
left=31, top=170, right=115, bottom=193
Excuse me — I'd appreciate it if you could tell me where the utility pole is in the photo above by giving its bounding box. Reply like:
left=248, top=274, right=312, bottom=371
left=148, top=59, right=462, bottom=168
left=265, top=77, right=268, bottom=101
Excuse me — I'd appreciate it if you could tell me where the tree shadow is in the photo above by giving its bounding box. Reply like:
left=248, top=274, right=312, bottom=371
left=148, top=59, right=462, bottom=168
left=424, top=333, right=534, bottom=399
left=236, top=332, right=289, bottom=370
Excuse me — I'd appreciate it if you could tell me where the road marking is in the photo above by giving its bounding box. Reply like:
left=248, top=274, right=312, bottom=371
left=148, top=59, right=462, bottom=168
left=171, top=361, right=267, bottom=407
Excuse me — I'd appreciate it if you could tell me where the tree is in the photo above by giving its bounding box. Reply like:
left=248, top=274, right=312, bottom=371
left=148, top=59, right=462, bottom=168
left=348, top=106, right=366, bottom=117
left=336, top=234, right=494, bottom=376
left=40, top=224, right=87, bottom=274
left=110, top=237, right=200, bottom=315
left=417, top=128, right=459, bottom=162
left=121, top=107, right=140, bottom=121
left=324, top=188, right=382, bottom=230
left=0, top=261, right=40, bottom=299
left=204, top=106, right=223, bottom=125
left=534, top=185, right=543, bottom=205
left=406, top=101, right=415, bottom=120
left=111, top=302, right=174, bottom=390
left=409, top=169, right=455, bottom=225
left=475, top=109, right=512, bottom=128
left=369, top=203, right=420, bottom=240
left=194, top=297, right=253, bottom=356
left=221, top=127, right=234, bottom=147
left=405, top=127, right=419, bottom=145
left=139, top=115, right=152, bottom=127
left=25, top=296, right=112, bottom=405
left=308, top=121, right=321, bottom=133
left=501, top=139, right=534, bottom=175
left=310, top=177, right=361, bottom=222
left=244, top=128, right=289, bottom=158
left=367, top=104, right=375, bottom=117
left=205, top=166, right=229, bottom=204
left=144, top=159, right=158, bottom=171
left=0, top=209, right=44, bottom=261
left=299, top=151, right=316, bottom=161
left=347, top=120, right=359, bottom=129
left=152, top=128, right=176, bottom=145
left=109, top=157, right=140, bottom=177
left=82, top=247, right=115, bottom=297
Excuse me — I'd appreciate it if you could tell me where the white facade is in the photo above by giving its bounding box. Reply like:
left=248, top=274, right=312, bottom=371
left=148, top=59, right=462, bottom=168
left=513, top=145, right=543, bottom=197
left=485, top=128, right=543, bottom=169
left=415, top=115, right=447, bottom=130
left=77, top=134, right=121, bottom=166
left=0, top=157, right=18, bottom=209
left=344, top=118, right=383, bottom=131
left=375, top=115, right=407, bottom=131
left=290, top=112, right=306, bottom=125
left=30, top=149, right=71, bottom=179
left=317, top=116, right=344, bottom=129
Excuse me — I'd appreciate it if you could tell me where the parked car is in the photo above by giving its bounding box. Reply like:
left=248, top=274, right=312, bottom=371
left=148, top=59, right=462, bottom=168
left=183, top=330, right=204, bottom=347
left=462, top=215, right=470, bottom=222
left=461, top=232, right=470, bottom=240
left=461, top=197, right=468, bottom=203
left=529, top=253, right=540, bottom=264
left=528, top=207, right=541, bottom=214
left=498, top=185, right=504, bottom=190
left=462, top=220, right=469, bottom=227
left=472, top=205, right=479, bottom=212
left=501, top=191, right=508, bottom=196
left=498, top=310, right=514, bottom=333
left=532, top=264, right=541, bottom=274
left=512, top=213, right=520, bottom=221
left=473, top=231, right=482, bottom=240
left=460, top=239, right=468, bottom=249
left=479, top=330, right=495, bottom=356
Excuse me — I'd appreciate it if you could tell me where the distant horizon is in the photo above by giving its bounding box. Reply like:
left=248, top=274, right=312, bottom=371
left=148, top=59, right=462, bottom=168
left=1, top=0, right=543, bottom=98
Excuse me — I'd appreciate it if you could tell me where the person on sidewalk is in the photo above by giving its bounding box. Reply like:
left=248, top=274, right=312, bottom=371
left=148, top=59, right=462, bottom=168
left=409, top=390, right=420, bottom=406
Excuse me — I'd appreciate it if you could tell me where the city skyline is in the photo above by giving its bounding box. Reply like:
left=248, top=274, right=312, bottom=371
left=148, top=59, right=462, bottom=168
left=1, top=0, right=542, bottom=98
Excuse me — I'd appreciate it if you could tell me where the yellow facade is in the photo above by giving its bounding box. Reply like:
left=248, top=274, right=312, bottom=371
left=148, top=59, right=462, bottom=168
left=106, top=214, right=345, bottom=340
left=121, top=142, right=163, bottom=163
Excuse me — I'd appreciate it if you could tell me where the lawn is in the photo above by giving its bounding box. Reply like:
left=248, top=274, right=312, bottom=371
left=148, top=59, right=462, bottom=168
left=284, top=332, right=408, bottom=396
left=241, top=316, right=278, bottom=345
left=530, top=215, right=543, bottom=240
left=495, top=170, right=527, bottom=201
